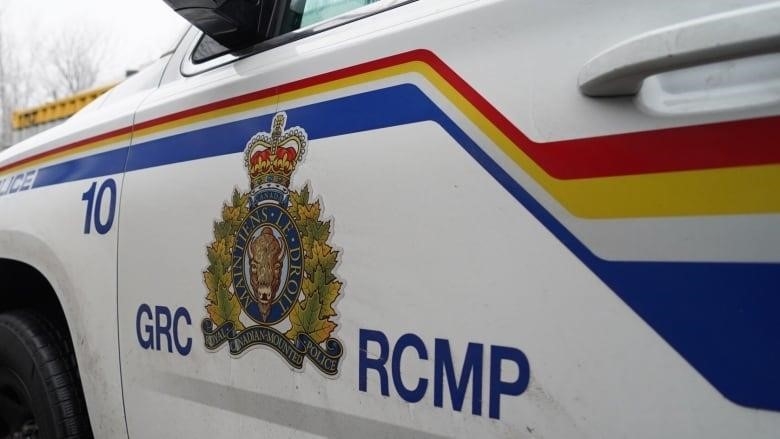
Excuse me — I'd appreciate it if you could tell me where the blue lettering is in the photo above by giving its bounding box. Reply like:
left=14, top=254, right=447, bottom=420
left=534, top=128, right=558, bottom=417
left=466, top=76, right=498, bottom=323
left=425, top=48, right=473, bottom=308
left=434, top=339, right=483, bottom=415
left=155, top=305, right=173, bottom=353
left=137, top=304, right=191, bottom=356
left=358, top=328, right=529, bottom=420
left=358, top=329, right=389, bottom=396
left=489, top=345, right=530, bottom=419
left=173, top=307, right=193, bottom=356
left=392, top=333, right=428, bottom=403
left=136, top=304, right=154, bottom=349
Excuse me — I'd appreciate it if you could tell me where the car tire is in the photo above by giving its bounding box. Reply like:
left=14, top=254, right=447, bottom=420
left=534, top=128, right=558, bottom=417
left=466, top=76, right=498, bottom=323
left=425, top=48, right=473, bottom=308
left=0, top=310, right=92, bottom=439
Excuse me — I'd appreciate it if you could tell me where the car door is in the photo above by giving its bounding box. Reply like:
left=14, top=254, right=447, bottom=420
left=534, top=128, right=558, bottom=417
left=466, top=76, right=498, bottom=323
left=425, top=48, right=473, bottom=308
left=118, top=0, right=780, bottom=437
left=0, top=56, right=174, bottom=437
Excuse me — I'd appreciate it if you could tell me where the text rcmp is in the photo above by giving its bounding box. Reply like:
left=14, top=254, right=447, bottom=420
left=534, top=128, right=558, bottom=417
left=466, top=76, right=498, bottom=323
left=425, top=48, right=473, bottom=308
left=359, top=328, right=530, bottom=420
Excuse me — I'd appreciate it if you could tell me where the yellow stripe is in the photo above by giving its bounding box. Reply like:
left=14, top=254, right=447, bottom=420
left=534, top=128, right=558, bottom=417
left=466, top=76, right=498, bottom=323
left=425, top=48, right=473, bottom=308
left=273, top=60, right=780, bottom=219
left=0, top=134, right=131, bottom=177
left=133, top=96, right=278, bottom=140
left=41, top=135, right=131, bottom=166
left=6, top=60, right=777, bottom=219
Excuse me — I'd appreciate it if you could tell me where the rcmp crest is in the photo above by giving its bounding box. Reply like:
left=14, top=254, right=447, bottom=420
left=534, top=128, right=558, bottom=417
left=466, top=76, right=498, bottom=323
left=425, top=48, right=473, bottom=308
left=201, top=112, right=343, bottom=375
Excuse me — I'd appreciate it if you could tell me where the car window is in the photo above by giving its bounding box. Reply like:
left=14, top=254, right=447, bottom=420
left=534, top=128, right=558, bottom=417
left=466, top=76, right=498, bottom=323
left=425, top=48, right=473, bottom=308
left=191, top=0, right=380, bottom=64
left=192, top=34, right=229, bottom=64
left=298, top=0, right=377, bottom=26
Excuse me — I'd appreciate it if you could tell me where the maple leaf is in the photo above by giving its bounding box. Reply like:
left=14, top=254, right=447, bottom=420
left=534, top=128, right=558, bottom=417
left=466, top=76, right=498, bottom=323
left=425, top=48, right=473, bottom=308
left=224, top=235, right=236, bottom=254
left=213, top=239, right=232, bottom=260
left=311, top=267, right=327, bottom=290
left=233, top=194, right=250, bottom=222
left=231, top=188, right=242, bottom=207
left=298, top=200, right=321, bottom=223
left=305, top=241, right=338, bottom=281
left=204, top=272, right=217, bottom=304
left=307, top=319, right=336, bottom=345
left=319, top=280, right=341, bottom=319
left=206, top=241, right=232, bottom=275
left=213, top=220, right=232, bottom=241
left=301, top=277, right=317, bottom=299
left=286, top=290, right=335, bottom=344
left=205, top=287, right=245, bottom=332
left=300, top=184, right=310, bottom=205
left=301, top=236, right=316, bottom=256
left=287, top=187, right=309, bottom=222
left=287, top=197, right=300, bottom=221
left=222, top=204, right=242, bottom=224
left=220, top=271, right=232, bottom=290
left=285, top=306, right=305, bottom=340
left=311, top=220, right=331, bottom=243
left=204, top=272, right=218, bottom=296
left=203, top=188, right=252, bottom=335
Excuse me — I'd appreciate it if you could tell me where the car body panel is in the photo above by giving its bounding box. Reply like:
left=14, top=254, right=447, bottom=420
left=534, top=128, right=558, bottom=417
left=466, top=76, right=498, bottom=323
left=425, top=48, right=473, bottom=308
left=0, top=0, right=778, bottom=437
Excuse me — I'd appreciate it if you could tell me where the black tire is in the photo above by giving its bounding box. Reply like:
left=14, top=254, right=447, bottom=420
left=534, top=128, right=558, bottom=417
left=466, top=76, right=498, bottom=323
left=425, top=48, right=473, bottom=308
left=0, top=311, right=92, bottom=439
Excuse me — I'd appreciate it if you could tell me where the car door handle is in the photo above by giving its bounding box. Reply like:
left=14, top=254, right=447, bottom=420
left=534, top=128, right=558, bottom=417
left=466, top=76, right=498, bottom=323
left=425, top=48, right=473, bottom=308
left=578, top=2, right=780, bottom=97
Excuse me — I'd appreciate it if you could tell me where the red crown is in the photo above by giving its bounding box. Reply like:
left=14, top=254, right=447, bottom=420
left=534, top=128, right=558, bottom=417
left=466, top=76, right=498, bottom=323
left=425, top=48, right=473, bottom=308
left=244, top=113, right=307, bottom=188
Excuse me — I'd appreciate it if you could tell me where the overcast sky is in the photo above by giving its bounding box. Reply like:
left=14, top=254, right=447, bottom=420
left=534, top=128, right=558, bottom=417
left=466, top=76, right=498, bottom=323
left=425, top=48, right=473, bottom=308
left=2, top=0, right=188, bottom=86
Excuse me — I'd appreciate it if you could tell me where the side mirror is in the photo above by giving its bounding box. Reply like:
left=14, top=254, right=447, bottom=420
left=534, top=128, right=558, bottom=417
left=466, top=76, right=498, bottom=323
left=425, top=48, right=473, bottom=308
left=162, top=0, right=290, bottom=50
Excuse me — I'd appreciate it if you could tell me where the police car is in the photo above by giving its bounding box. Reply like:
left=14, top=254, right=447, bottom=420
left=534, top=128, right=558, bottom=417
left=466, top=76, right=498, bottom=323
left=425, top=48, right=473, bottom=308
left=1, top=0, right=779, bottom=437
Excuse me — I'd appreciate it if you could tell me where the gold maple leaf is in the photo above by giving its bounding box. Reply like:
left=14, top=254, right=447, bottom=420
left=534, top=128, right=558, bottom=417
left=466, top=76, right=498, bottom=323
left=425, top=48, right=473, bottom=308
left=319, top=281, right=341, bottom=319
left=286, top=290, right=336, bottom=344
left=297, top=200, right=321, bottom=223
left=222, top=204, right=242, bottom=224
left=205, top=287, right=245, bottom=332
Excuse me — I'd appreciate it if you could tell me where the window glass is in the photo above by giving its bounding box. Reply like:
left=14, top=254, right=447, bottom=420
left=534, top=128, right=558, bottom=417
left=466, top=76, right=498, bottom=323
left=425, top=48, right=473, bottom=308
left=297, top=0, right=378, bottom=27
left=192, top=35, right=229, bottom=64
left=191, top=0, right=381, bottom=64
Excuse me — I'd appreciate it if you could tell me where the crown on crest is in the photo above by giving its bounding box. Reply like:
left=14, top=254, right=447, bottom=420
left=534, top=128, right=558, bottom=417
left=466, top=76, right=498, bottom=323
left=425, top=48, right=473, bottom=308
left=244, top=112, right=307, bottom=188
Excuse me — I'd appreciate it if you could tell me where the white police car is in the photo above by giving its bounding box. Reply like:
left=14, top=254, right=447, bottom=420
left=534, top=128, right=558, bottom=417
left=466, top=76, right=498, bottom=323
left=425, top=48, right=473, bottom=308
left=1, top=0, right=779, bottom=437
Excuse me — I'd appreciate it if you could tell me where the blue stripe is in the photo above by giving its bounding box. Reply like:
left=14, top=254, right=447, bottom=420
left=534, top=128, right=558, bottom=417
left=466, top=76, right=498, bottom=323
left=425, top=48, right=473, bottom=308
left=33, top=147, right=128, bottom=188
left=125, top=85, right=432, bottom=172
left=32, top=83, right=780, bottom=410
left=429, top=90, right=780, bottom=410
left=126, top=116, right=273, bottom=172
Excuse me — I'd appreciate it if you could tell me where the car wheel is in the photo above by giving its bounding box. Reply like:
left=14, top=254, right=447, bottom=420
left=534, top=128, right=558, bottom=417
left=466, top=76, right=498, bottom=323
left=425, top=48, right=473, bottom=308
left=0, top=311, right=92, bottom=439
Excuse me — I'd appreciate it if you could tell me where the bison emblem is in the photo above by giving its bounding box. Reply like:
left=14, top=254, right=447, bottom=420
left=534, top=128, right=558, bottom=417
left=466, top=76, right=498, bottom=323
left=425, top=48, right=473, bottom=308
left=247, top=227, right=285, bottom=319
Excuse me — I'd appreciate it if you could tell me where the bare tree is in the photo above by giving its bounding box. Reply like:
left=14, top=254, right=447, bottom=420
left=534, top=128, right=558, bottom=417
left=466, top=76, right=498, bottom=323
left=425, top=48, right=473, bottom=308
left=0, top=18, right=10, bottom=147
left=47, top=29, right=105, bottom=99
left=0, top=10, right=37, bottom=148
left=0, top=13, right=108, bottom=148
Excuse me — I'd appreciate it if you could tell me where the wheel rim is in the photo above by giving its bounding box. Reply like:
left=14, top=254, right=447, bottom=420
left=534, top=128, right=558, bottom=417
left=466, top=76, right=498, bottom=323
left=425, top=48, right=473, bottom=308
left=0, top=367, right=38, bottom=439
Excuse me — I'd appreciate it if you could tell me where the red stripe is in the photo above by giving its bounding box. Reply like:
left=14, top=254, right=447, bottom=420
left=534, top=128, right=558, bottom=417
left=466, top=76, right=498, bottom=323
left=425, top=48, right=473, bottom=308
left=0, top=84, right=279, bottom=175
left=414, top=49, right=780, bottom=179
left=2, top=49, right=778, bottom=179
left=133, top=87, right=278, bottom=131
left=535, top=118, right=780, bottom=179
left=0, top=126, right=133, bottom=174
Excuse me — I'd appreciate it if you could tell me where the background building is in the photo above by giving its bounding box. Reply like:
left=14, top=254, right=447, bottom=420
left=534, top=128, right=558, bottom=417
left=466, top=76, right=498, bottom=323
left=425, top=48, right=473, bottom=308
left=1, top=84, right=114, bottom=151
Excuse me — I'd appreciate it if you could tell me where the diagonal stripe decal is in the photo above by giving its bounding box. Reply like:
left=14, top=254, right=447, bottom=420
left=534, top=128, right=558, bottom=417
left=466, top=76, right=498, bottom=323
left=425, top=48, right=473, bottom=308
left=1, top=50, right=778, bottom=411
left=3, top=50, right=779, bottom=218
left=125, top=84, right=780, bottom=411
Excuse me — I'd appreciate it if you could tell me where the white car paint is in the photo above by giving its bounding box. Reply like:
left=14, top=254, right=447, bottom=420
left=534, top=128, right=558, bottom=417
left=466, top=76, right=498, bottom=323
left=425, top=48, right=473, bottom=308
left=0, top=0, right=778, bottom=437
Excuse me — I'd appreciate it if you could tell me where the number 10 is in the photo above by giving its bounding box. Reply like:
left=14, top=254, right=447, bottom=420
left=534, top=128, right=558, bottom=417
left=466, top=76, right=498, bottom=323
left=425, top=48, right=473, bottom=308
left=82, top=178, right=117, bottom=234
